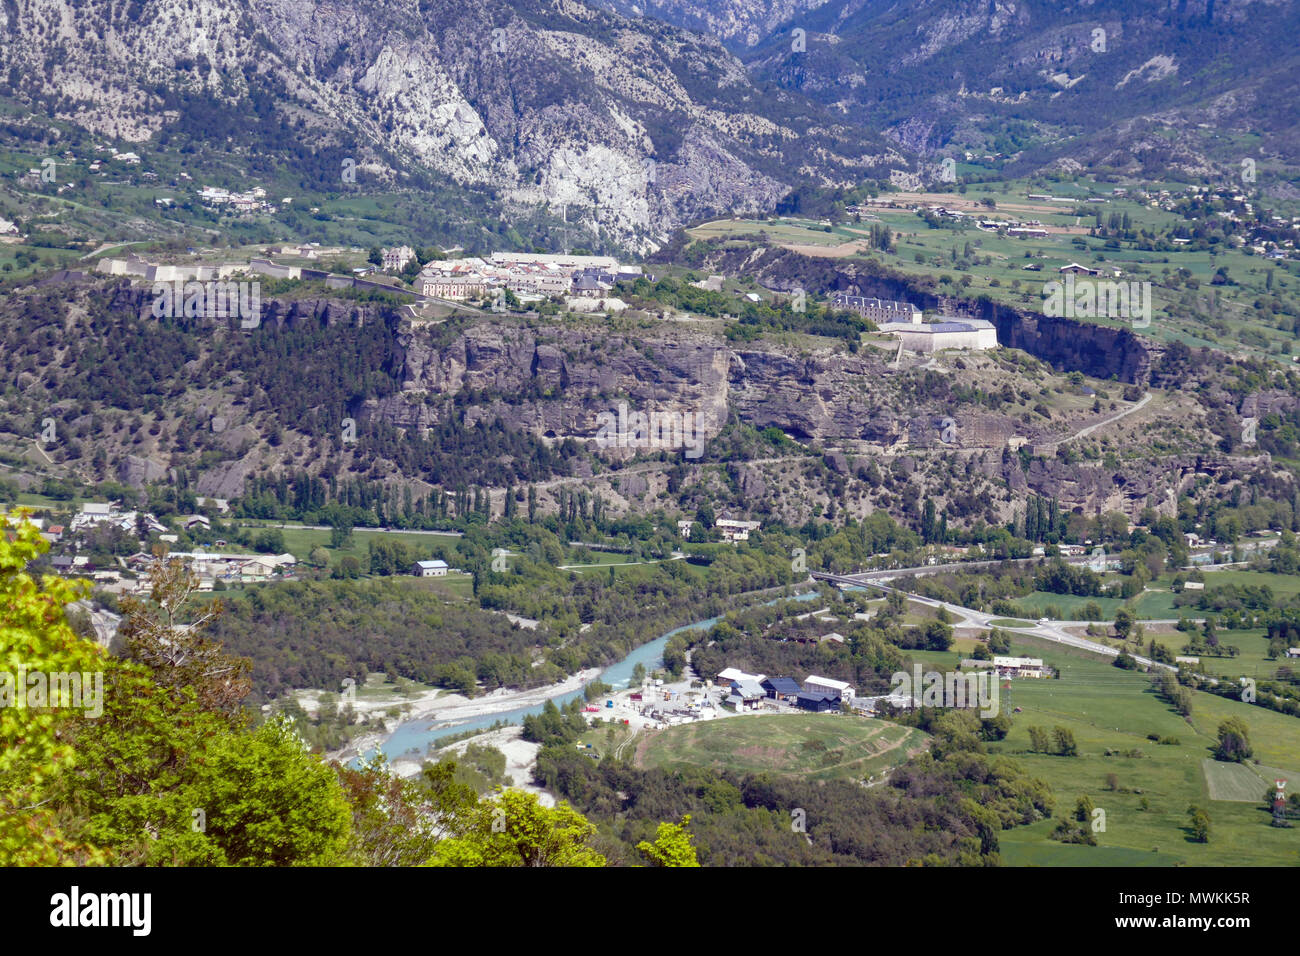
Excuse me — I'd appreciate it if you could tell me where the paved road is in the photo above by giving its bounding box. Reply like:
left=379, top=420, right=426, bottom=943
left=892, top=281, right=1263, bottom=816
left=811, top=570, right=1172, bottom=672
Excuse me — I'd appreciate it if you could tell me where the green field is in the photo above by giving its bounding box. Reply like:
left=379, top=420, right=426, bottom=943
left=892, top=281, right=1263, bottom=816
left=633, top=714, right=928, bottom=783
left=989, top=640, right=1300, bottom=865
left=687, top=179, right=1300, bottom=364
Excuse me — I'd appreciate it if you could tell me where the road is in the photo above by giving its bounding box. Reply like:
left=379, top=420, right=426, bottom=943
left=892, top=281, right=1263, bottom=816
left=811, top=570, right=1173, bottom=671
left=1052, top=391, right=1153, bottom=447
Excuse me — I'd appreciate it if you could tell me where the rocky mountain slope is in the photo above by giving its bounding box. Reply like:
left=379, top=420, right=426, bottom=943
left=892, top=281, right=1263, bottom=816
left=0, top=0, right=904, bottom=250
left=742, top=0, right=1300, bottom=185
left=0, top=278, right=1275, bottom=527
left=590, top=0, right=831, bottom=48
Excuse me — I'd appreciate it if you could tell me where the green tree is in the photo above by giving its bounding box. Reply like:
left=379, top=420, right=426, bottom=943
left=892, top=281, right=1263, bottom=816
left=1187, top=805, right=1211, bottom=843
left=1214, top=717, right=1253, bottom=763
left=637, top=815, right=701, bottom=867
left=0, top=514, right=106, bottom=864
left=178, top=716, right=353, bottom=865
left=1074, top=794, right=1095, bottom=822
left=1028, top=726, right=1050, bottom=753
left=427, top=788, right=605, bottom=867
left=1052, top=726, right=1078, bottom=756
left=1113, top=607, right=1134, bottom=640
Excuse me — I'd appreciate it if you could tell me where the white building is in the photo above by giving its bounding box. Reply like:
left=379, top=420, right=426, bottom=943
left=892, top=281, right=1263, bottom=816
left=716, top=667, right=765, bottom=685
left=412, top=559, right=449, bottom=577
left=382, top=246, right=416, bottom=271
left=878, top=316, right=998, bottom=353
left=802, top=675, right=855, bottom=701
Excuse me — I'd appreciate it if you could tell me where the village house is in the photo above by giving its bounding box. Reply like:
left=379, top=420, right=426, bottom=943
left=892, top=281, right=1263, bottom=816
left=1058, top=262, right=1101, bottom=276
left=716, top=518, right=761, bottom=543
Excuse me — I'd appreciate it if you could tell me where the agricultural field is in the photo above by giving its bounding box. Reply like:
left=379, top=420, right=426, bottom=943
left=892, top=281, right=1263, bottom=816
left=989, top=642, right=1300, bottom=866
left=632, top=713, right=928, bottom=783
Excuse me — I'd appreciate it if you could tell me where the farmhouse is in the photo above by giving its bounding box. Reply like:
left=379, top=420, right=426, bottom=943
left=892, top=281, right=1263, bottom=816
left=992, top=656, right=1045, bottom=678
left=1059, top=263, right=1101, bottom=276
left=412, top=559, right=449, bottom=577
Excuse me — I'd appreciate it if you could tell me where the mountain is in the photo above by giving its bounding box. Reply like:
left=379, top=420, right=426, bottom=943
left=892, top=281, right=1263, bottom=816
left=0, top=0, right=906, bottom=251
left=741, top=0, right=1300, bottom=187
left=589, top=0, right=832, bottom=48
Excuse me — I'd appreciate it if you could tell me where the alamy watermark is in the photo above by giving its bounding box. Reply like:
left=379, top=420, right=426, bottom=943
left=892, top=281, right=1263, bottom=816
left=1, top=668, right=103, bottom=718
left=1042, top=275, right=1152, bottom=328
left=889, top=664, right=999, bottom=718
left=152, top=280, right=261, bottom=328
left=595, top=402, right=705, bottom=459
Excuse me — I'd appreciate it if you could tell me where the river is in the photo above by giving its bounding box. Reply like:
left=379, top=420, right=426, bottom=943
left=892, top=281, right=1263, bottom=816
left=364, top=588, right=822, bottom=762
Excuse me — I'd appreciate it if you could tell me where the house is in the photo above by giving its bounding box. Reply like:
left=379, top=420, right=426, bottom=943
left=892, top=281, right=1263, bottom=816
left=1175, top=656, right=1200, bottom=666
left=412, top=559, right=449, bottom=577
left=716, top=518, right=761, bottom=543
left=1183, top=580, right=1205, bottom=590
left=676, top=519, right=694, bottom=538
left=761, top=676, right=801, bottom=701
left=184, top=515, right=211, bottom=531
left=819, top=631, right=847, bottom=645
left=382, top=246, right=416, bottom=271
left=796, top=690, right=839, bottom=713
left=1287, top=647, right=1300, bottom=659
left=993, top=656, right=1045, bottom=678
left=803, top=675, right=854, bottom=700
left=50, top=556, right=75, bottom=573
left=41, top=525, right=64, bottom=544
